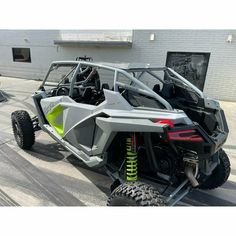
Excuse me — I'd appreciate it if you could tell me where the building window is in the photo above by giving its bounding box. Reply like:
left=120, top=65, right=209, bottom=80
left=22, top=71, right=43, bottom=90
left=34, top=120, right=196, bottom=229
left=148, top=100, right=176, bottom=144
left=166, top=52, right=210, bottom=91
left=12, top=48, right=31, bottom=63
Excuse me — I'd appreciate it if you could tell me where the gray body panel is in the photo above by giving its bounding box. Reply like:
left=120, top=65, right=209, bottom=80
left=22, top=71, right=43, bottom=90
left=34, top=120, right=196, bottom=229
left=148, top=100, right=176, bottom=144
left=33, top=60, right=222, bottom=167
left=39, top=89, right=191, bottom=167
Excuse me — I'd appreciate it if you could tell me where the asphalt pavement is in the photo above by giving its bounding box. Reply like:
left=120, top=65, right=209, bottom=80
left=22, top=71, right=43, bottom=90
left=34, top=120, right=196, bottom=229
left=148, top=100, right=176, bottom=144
left=0, top=76, right=236, bottom=206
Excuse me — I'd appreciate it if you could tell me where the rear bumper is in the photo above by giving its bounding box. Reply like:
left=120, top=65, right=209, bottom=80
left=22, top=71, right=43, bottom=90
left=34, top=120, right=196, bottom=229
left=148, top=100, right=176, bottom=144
left=205, top=109, right=228, bottom=155
left=197, top=124, right=228, bottom=158
left=166, top=107, right=228, bottom=159
left=166, top=122, right=228, bottom=159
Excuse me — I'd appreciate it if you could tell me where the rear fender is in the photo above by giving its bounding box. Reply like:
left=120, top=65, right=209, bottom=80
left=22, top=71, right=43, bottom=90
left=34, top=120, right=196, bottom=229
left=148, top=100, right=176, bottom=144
left=91, top=117, right=167, bottom=156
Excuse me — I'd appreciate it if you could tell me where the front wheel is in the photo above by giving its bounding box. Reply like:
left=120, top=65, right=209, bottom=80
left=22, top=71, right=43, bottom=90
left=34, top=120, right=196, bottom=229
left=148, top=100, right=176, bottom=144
left=107, top=182, right=166, bottom=206
left=11, top=110, right=35, bottom=150
left=199, top=149, right=231, bottom=190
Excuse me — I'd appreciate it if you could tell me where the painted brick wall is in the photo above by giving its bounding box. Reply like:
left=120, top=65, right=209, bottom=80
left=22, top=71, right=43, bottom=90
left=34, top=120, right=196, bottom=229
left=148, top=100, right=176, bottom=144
left=0, top=30, right=235, bottom=101
left=130, top=30, right=236, bottom=102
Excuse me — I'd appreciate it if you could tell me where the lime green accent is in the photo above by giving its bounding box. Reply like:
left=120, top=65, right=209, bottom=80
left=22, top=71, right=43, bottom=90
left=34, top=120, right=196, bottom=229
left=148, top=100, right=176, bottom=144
left=46, top=104, right=64, bottom=137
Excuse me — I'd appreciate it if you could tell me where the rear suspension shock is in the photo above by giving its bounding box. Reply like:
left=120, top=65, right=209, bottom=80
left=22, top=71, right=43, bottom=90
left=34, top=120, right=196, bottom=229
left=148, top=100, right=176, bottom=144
left=125, top=133, right=138, bottom=181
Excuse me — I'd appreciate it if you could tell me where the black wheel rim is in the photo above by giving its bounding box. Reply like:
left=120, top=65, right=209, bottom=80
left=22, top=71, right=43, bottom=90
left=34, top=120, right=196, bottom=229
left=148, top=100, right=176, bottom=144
left=13, top=121, right=22, bottom=144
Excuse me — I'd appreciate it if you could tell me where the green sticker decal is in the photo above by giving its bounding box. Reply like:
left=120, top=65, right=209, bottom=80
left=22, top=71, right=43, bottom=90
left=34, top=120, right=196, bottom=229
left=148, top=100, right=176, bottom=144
left=46, top=104, right=64, bottom=137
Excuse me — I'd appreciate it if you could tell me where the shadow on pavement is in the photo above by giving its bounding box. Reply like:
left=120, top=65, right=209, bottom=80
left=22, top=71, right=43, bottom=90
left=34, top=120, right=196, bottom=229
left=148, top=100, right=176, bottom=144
left=66, top=154, right=236, bottom=206
left=14, top=138, right=236, bottom=206
left=185, top=188, right=235, bottom=206
left=26, top=138, right=111, bottom=198
left=66, top=154, right=111, bottom=197
left=27, top=142, right=66, bottom=162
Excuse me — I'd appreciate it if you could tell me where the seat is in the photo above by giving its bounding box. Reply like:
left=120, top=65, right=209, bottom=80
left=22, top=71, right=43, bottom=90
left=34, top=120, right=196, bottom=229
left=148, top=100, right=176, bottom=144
left=76, top=66, right=92, bottom=83
left=153, top=84, right=161, bottom=94
left=82, top=87, right=93, bottom=100
left=76, top=73, right=85, bottom=83
left=101, top=83, right=110, bottom=90
left=160, top=83, right=175, bottom=99
left=79, top=68, right=100, bottom=92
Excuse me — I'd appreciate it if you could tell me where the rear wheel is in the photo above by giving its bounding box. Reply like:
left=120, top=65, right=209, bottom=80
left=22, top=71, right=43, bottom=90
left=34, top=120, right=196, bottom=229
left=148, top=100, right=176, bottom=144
left=107, top=182, right=166, bottom=206
left=11, top=110, right=35, bottom=150
left=200, top=149, right=231, bottom=190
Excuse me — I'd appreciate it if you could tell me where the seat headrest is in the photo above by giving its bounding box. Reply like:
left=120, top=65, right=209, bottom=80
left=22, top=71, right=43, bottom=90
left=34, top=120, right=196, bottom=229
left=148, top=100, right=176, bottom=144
left=153, top=84, right=161, bottom=94
left=102, top=83, right=110, bottom=90
left=161, top=83, right=175, bottom=99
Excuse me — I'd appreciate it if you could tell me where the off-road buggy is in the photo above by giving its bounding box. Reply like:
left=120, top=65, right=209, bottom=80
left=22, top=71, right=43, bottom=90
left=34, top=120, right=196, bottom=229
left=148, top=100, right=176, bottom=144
left=11, top=60, right=231, bottom=206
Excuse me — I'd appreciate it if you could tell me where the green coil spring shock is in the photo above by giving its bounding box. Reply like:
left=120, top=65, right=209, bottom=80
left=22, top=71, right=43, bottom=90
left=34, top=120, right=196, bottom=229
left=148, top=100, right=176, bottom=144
left=125, top=133, right=138, bottom=181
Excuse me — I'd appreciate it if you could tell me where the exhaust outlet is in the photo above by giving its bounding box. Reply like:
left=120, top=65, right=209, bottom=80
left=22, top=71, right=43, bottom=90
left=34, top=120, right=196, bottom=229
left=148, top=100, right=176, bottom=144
left=185, top=163, right=199, bottom=187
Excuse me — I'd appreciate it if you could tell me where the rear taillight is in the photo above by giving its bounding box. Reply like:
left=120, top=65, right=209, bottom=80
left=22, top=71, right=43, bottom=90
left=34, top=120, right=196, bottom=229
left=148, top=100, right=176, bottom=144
left=155, top=119, right=174, bottom=128
left=167, top=129, right=204, bottom=142
left=154, top=119, right=203, bottom=142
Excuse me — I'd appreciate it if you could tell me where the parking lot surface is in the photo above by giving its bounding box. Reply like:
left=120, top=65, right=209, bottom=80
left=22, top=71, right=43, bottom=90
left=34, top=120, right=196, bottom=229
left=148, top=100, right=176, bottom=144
left=0, top=76, right=236, bottom=206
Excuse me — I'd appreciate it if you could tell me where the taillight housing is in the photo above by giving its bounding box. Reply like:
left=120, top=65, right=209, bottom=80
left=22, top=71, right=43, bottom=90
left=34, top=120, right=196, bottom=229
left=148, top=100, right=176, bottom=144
left=154, top=119, right=174, bottom=128
left=167, top=129, right=204, bottom=142
left=154, top=119, right=204, bottom=142
left=156, top=119, right=174, bottom=128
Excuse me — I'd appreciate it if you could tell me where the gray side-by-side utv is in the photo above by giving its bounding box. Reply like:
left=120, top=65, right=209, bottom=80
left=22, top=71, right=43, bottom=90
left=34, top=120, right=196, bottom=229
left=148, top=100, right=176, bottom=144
left=11, top=61, right=230, bottom=206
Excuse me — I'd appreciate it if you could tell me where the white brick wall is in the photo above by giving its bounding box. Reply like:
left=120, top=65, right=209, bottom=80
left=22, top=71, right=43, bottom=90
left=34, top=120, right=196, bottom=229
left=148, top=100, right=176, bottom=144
left=0, top=30, right=235, bottom=101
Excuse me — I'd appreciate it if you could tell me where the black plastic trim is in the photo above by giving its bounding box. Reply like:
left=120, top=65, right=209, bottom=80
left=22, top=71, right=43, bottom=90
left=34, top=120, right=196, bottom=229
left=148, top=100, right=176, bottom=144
left=165, top=122, right=227, bottom=159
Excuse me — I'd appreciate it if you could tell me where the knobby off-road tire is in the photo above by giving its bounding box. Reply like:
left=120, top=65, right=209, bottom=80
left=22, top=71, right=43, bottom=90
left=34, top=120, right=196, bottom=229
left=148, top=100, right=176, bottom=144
left=200, top=149, right=231, bottom=190
left=107, top=182, right=166, bottom=206
left=11, top=110, right=35, bottom=150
